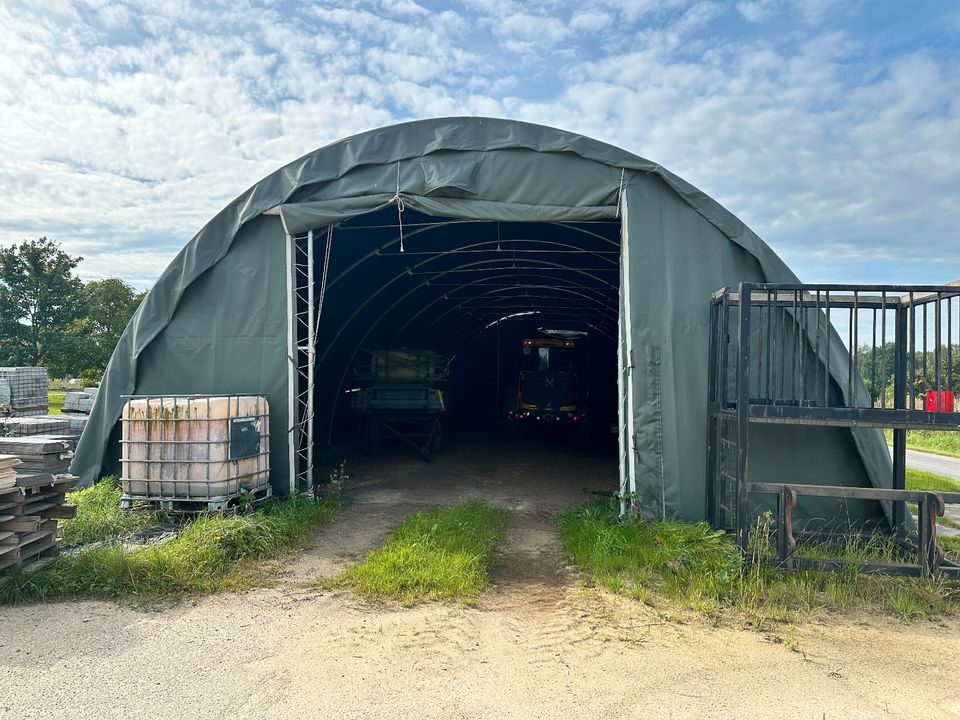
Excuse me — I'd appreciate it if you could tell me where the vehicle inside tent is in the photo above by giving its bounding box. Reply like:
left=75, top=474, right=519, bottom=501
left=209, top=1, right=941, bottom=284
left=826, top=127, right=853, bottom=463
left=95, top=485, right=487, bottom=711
left=302, top=208, right=621, bottom=457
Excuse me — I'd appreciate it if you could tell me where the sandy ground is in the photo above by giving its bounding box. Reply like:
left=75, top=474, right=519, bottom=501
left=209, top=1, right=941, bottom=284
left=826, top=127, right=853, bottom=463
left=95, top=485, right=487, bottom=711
left=2, top=434, right=960, bottom=720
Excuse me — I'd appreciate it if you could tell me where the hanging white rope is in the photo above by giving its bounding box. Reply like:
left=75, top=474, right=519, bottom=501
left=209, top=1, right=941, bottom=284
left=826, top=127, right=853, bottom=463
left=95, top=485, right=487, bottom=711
left=615, top=167, right=626, bottom=218
left=394, top=161, right=406, bottom=252
left=313, top=224, right=334, bottom=341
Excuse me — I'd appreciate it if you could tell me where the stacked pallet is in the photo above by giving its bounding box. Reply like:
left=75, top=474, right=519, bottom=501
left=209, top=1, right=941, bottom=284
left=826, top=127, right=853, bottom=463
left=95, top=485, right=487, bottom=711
left=0, top=455, right=17, bottom=490
left=0, top=471, right=76, bottom=573
left=0, top=437, right=73, bottom=476
left=0, top=416, right=71, bottom=437
left=63, top=388, right=97, bottom=414
left=55, top=414, right=88, bottom=434
left=0, top=367, right=49, bottom=416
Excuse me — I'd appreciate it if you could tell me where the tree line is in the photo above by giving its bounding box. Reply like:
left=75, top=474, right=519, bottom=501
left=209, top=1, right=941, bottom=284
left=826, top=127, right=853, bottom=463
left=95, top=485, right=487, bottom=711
left=857, top=342, right=960, bottom=405
left=0, top=237, right=144, bottom=382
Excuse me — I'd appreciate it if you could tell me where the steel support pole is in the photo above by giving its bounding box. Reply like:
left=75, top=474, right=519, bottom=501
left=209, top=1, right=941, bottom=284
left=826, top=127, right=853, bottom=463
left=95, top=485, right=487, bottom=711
left=305, top=229, right=315, bottom=494
left=285, top=232, right=297, bottom=494
left=736, top=283, right=753, bottom=553
left=618, top=196, right=638, bottom=517
left=893, top=305, right=908, bottom=541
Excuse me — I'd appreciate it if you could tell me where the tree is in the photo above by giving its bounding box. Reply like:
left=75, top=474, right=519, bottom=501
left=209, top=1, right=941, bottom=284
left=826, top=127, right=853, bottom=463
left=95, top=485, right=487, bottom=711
left=56, top=278, right=143, bottom=378
left=0, top=237, right=84, bottom=367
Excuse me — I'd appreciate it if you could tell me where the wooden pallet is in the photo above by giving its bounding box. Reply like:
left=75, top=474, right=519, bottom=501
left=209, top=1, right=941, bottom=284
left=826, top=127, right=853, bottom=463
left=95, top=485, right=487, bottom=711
left=121, top=484, right=273, bottom=513
left=0, top=474, right=75, bottom=575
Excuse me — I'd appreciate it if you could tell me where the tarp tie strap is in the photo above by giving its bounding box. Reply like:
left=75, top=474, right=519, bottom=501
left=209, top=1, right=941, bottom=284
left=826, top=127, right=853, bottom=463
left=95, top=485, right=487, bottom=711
left=615, top=167, right=625, bottom=218
left=394, top=162, right=406, bottom=252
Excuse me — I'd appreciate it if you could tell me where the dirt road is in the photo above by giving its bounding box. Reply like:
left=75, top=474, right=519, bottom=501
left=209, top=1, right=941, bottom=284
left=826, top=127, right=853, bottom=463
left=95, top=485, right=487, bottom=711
left=2, top=436, right=959, bottom=719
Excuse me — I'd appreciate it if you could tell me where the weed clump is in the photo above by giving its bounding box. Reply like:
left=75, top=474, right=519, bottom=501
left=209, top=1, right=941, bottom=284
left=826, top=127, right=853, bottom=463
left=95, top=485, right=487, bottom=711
left=0, top=492, right=345, bottom=604
left=557, top=501, right=960, bottom=622
left=59, top=478, right=165, bottom=548
left=329, top=500, right=508, bottom=605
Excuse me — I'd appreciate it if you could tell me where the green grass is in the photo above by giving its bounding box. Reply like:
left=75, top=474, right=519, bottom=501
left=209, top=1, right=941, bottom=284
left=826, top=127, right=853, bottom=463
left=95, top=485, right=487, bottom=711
left=885, top=429, right=960, bottom=459
left=59, top=478, right=166, bottom=547
left=0, top=492, right=345, bottom=604
left=905, top=468, right=960, bottom=494
left=557, top=501, right=960, bottom=622
left=47, top=391, right=65, bottom=414
left=328, top=501, right=508, bottom=605
left=942, top=536, right=960, bottom=555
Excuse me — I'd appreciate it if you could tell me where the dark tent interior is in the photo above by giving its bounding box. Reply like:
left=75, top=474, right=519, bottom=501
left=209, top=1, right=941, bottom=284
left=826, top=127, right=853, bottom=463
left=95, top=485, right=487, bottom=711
left=306, top=207, right=621, bottom=455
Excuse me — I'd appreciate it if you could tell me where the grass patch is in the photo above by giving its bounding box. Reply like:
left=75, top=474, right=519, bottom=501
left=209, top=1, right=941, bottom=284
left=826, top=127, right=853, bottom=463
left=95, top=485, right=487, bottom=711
left=59, top=478, right=166, bottom=547
left=885, top=429, right=960, bottom=459
left=905, top=468, right=960, bottom=494
left=942, top=536, right=960, bottom=556
left=47, top=391, right=65, bottom=414
left=0, top=493, right=345, bottom=604
left=329, top=501, right=508, bottom=605
left=558, top=501, right=960, bottom=622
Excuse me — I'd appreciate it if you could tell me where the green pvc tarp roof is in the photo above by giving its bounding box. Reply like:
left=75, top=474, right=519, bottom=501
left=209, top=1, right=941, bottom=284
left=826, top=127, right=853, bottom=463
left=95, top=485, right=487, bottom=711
left=72, top=116, right=894, bottom=526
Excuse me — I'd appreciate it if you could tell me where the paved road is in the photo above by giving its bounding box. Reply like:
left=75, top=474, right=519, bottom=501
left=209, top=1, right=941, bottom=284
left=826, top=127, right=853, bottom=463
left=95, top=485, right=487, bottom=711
left=905, top=448, right=960, bottom=482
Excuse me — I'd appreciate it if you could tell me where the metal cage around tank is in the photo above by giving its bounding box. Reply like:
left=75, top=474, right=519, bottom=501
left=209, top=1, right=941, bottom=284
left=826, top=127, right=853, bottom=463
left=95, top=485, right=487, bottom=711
left=707, top=282, right=960, bottom=578
left=118, top=394, right=272, bottom=511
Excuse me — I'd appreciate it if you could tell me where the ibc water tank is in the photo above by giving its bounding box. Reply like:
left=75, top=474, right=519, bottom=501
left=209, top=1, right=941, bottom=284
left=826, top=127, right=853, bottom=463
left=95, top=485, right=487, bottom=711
left=120, top=395, right=270, bottom=502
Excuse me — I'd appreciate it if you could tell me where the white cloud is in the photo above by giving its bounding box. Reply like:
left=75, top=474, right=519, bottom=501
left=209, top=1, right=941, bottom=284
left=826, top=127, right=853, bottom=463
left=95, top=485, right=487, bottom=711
left=737, top=0, right=775, bottom=23
left=569, top=11, right=613, bottom=32
left=0, top=0, right=957, bottom=289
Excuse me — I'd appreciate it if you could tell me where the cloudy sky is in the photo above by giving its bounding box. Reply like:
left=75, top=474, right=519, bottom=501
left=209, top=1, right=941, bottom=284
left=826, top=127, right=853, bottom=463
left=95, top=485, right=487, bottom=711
left=1, top=0, right=958, bottom=289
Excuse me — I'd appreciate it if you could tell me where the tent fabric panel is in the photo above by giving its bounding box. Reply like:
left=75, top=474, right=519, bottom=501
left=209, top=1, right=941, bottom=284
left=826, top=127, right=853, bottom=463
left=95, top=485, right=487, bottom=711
left=623, top=177, right=766, bottom=520
left=84, top=215, right=290, bottom=487
left=279, top=195, right=617, bottom=235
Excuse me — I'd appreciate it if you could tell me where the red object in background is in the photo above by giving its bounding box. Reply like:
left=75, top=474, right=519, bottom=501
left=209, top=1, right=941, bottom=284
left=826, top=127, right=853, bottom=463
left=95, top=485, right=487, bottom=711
left=925, top=390, right=955, bottom=413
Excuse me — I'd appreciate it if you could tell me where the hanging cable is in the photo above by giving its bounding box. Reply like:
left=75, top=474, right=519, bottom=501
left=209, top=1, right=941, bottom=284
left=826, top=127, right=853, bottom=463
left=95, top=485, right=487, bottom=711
left=394, top=161, right=406, bottom=252
left=314, top=224, right=334, bottom=341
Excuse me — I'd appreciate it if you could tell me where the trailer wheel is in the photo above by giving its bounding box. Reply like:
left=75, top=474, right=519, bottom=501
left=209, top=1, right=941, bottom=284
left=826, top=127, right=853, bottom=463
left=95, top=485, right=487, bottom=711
left=362, top=416, right=381, bottom=455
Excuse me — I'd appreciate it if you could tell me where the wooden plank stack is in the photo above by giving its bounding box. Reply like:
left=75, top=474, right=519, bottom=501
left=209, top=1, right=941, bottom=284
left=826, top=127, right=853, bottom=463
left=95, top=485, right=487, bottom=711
left=0, top=465, right=76, bottom=574
left=0, top=437, right=73, bottom=475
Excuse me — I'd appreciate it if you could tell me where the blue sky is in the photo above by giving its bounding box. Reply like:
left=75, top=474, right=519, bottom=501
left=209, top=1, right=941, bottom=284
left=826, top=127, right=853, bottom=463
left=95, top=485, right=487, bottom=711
left=1, top=0, right=958, bottom=289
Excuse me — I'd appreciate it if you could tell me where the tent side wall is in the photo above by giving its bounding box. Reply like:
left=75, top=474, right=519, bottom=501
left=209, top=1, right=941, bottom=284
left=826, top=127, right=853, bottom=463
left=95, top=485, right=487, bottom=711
left=94, top=215, right=292, bottom=490
left=623, top=177, right=882, bottom=523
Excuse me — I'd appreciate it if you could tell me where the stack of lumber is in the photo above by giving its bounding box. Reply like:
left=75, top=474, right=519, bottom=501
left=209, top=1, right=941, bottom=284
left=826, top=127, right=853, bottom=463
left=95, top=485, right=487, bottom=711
left=0, top=455, right=18, bottom=490
left=0, top=437, right=73, bottom=476
left=0, top=367, right=48, bottom=416
left=0, top=416, right=71, bottom=437
left=0, top=471, right=76, bottom=573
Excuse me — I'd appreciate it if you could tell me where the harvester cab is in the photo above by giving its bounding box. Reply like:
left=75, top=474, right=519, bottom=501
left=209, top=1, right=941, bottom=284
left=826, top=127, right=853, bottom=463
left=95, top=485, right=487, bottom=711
left=506, top=335, right=587, bottom=439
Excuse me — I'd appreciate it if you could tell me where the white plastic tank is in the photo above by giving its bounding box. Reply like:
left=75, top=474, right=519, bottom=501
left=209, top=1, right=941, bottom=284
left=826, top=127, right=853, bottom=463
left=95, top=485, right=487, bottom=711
left=120, top=395, right=270, bottom=501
